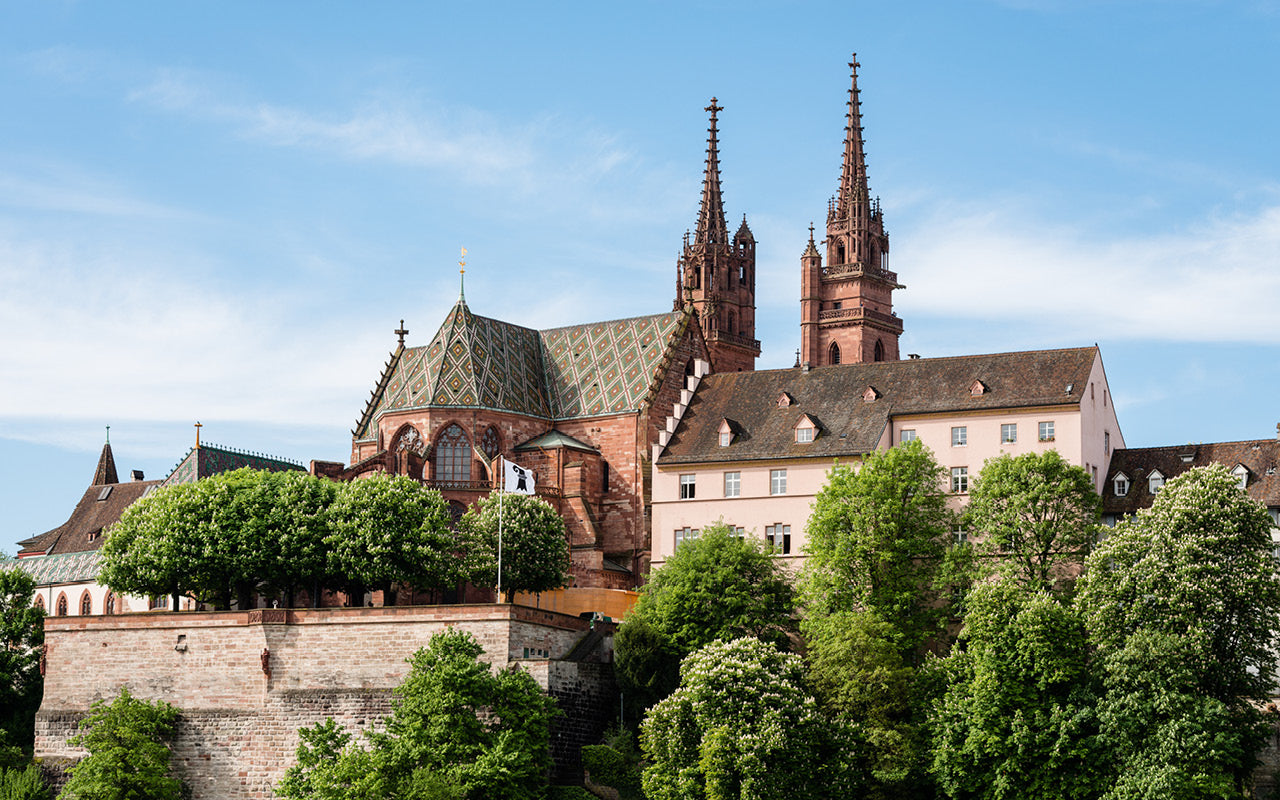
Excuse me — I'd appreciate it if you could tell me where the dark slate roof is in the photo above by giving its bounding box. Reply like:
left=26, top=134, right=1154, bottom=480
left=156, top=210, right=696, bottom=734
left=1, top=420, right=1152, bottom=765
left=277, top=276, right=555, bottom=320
left=1103, top=439, right=1280, bottom=516
left=92, top=442, right=118, bottom=486
left=11, top=551, right=102, bottom=586
left=658, top=347, right=1099, bottom=466
left=354, top=299, right=693, bottom=440
left=163, top=443, right=305, bottom=486
left=16, top=479, right=161, bottom=556
left=514, top=430, right=600, bottom=454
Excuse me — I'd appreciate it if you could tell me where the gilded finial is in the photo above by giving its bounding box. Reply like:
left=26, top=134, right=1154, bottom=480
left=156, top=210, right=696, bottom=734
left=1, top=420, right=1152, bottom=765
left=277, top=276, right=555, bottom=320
left=459, top=247, right=467, bottom=301
left=194, top=421, right=202, bottom=449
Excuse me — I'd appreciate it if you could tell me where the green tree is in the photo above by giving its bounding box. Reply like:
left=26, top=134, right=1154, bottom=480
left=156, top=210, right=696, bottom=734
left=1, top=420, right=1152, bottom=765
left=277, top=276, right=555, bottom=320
left=0, top=565, right=45, bottom=762
left=640, top=637, right=829, bottom=800
left=99, top=482, right=197, bottom=607
left=58, top=687, right=181, bottom=800
left=927, top=579, right=1102, bottom=800
left=328, top=474, right=460, bottom=605
left=799, top=440, right=960, bottom=653
left=462, top=492, right=570, bottom=603
left=0, top=763, right=52, bottom=800
left=615, top=523, right=796, bottom=714
left=259, top=470, right=339, bottom=607
left=967, top=451, right=1100, bottom=592
left=276, top=629, right=557, bottom=800
left=1077, top=464, right=1280, bottom=798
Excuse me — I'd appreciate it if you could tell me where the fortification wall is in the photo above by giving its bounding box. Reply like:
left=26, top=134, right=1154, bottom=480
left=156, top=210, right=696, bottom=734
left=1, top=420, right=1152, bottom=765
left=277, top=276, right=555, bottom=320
left=35, top=605, right=616, bottom=799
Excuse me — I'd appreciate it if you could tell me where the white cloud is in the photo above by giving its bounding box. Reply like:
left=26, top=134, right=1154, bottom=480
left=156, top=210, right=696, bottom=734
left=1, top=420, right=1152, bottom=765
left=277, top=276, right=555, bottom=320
left=896, top=201, right=1280, bottom=344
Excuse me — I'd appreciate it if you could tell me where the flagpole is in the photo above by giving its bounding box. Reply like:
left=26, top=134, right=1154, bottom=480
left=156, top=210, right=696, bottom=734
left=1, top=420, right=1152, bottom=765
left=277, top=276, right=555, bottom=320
left=497, top=457, right=504, bottom=603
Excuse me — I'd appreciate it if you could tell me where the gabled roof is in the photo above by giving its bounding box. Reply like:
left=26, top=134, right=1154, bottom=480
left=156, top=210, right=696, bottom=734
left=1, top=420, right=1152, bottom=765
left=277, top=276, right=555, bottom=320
left=658, top=347, right=1099, bottom=466
left=1103, top=439, right=1280, bottom=516
left=354, top=300, right=693, bottom=439
left=514, top=430, right=600, bottom=454
left=16, top=479, right=161, bottom=557
left=164, top=443, right=304, bottom=486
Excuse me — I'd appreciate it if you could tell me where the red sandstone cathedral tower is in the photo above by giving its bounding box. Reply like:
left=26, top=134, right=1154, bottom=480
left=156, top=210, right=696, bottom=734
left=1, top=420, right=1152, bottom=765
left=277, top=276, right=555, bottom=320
left=674, top=99, right=759, bottom=373
left=800, top=56, right=904, bottom=366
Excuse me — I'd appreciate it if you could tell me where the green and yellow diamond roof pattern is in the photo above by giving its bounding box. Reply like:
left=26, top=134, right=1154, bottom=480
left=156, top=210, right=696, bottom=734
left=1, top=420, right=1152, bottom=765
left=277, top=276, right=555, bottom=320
left=355, top=301, right=687, bottom=439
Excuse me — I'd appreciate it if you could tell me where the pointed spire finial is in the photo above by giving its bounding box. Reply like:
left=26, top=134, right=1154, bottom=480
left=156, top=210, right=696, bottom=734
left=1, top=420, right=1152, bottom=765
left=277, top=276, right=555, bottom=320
left=837, top=53, right=872, bottom=223
left=395, top=319, right=409, bottom=346
left=458, top=247, right=467, bottom=302
left=105, top=425, right=110, bottom=444
left=693, top=98, right=728, bottom=248
left=194, top=421, right=202, bottom=449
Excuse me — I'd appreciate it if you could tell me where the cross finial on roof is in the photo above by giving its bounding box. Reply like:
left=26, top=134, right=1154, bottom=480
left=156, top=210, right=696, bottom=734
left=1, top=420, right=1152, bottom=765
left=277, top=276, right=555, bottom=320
left=459, top=247, right=467, bottom=302
left=194, top=421, right=202, bottom=449
left=395, top=319, right=408, bottom=346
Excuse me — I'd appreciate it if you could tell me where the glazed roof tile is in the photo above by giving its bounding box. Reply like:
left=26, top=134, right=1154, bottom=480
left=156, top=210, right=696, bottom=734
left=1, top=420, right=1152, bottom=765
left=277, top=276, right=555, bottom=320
left=659, top=347, right=1099, bottom=466
left=163, top=443, right=304, bottom=486
left=1103, top=439, right=1280, bottom=515
left=355, top=301, right=690, bottom=438
left=11, top=551, right=102, bottom=586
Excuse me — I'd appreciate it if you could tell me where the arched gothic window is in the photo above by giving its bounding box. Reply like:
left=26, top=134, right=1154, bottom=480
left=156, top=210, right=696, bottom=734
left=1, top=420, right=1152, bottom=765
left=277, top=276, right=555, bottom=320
left=435, top=424, right=471, bottom=484
left=80, top=591, right=92, bottom=616
left=829, top=342, right=841, bottom=365
left=481, top=426, right=501, bottom=460
left=104, top=591, right=116, bottom=615
left=56, top=593, right=68, bottom=617
left=874, top=339, right=885, bottom=362
left=727, top=309, right=736, bottom=335
left=34, top=595, right=45, bottom=612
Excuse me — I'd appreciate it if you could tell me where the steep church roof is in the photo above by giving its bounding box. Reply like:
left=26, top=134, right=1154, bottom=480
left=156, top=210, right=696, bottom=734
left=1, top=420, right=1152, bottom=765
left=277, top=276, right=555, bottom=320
left=163, top=443, right=304, bottom=485
left=354, top=299, right=693, bottom=441
left=92, top=440, right=118, bottom=486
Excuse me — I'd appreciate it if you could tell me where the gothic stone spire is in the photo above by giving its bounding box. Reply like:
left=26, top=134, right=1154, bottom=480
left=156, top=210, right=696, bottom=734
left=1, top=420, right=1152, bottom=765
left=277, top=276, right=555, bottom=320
left=694, top=98, right=728, bottom=247
left=835, top=56, right=872, bottom=227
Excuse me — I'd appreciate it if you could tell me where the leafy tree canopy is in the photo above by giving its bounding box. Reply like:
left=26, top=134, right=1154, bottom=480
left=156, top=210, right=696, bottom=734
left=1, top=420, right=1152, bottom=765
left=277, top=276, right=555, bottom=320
left=799, top=440, right=961, bottom=654
left=462, top=492, right=570, bottom=602
left=58, top=687, right=182, bottom=800
left=640, top=637, right=829, bottom=800
left=0, top=565, right=45, bottom=761
left=967, top=450, right=1100, bottom=592
left=276, top=629, right=558, bottom=800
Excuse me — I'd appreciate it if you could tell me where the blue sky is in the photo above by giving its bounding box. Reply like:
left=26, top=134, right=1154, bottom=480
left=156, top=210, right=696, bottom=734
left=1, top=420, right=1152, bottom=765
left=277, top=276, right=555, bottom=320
left=3, top=1, right=1279, bottom=554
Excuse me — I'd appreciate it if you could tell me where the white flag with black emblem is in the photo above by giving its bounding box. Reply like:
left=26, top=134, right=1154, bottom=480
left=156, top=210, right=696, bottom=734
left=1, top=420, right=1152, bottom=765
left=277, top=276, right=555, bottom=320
left=504, top=461, right=536, bottom=495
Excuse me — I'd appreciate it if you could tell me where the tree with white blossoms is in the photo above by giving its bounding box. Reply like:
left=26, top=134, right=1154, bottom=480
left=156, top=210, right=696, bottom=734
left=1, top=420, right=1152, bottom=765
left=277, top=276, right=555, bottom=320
left=1077, top=464, right=1280, bottom=799
left=640, top=637, right=831, bottom=800
left=462, top=492, right=570, bottom=603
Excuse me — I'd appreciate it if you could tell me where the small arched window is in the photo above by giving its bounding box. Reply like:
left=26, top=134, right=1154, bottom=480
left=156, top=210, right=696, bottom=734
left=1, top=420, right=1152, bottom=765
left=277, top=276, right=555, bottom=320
left=80, top=591, right=92, bottom=616
left=874, top=340, right=885, bottom=362
left=481, top=426, right=501, bottom=460
left=104, top=591, right=116, bottom=615
left=829, top=342, right=841, bottom=365
left=434, top=424, right=471, bottom=484
left=727, top=309, right=736, bottom=335
left=56, top=593, right=68, bottom=617
left=34, top=595, right=45, bottom=612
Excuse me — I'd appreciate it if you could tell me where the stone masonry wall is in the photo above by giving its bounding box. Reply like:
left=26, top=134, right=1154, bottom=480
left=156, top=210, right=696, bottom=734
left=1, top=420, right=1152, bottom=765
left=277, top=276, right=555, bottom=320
left=36, top=605, right=615, bottom=800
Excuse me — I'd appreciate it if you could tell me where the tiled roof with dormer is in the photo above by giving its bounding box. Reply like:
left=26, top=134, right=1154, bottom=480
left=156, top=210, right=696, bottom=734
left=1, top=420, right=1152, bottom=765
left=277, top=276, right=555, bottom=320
left=1103, top=439, right=1280, bottom=516
left=354, top=302, right=691, bottom=438
left=658, top=347, right=1099, bottom=465
left=16, top=479, right=161, bottom=556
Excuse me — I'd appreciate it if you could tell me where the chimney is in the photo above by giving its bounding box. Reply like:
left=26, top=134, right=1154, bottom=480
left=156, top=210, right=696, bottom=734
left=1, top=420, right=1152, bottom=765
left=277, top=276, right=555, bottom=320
left=802, top=361, right=811, bottom=373
left=131, top=470, right=145, bottom=482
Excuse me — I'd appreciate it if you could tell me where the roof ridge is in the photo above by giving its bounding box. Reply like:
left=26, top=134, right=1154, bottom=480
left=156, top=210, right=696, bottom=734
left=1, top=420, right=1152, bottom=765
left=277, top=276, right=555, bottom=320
left=537, top=310, right=684, bottom=335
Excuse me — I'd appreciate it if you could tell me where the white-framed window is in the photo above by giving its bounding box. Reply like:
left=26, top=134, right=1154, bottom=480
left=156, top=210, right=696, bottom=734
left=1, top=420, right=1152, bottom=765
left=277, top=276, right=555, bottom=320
left=952, top=525, right=968, bottom=546
left=766, top=524, right=792, bottom=555
left=900, top=429, right=917, bottom=443
left=719, top=431, right=732, bottom=447
left=1232, top=464, right=1249, bottom=490
left=796, top=426, right=814, bottom=444
left=1268, top=508, right=1280, bottom=528
left=680, top=474, right=696, bottom=500
left=1039, top=421, right=1055, bottom=442
left=674, top=527, right=700, bottom=547
left=1001, top=423, right=1017, bottom=444
left=770, top=469, right=788, bottom=495
left=724, top=471, right=741, bottom=498
left=1113, top=473, right=1129, bottom=497
left=730, top=525, right=746, bottom=538
left=951, top=466, right=969, bottom=494
left=1148, top=470, right=1164, bottom=495
left=952, top=426, right=967, bottom=447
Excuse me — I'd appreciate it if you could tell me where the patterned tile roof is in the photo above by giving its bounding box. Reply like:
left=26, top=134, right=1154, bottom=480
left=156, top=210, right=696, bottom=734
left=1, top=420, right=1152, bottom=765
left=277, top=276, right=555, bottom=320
left=514, top=430, right=600, bottom=453
left=355, top=300, right=690, bottom=439
left=659, top=347, right=1099, bottom=465
left=11, top=550, right=103, bottom=586
left=1103, top=439, right=1280, bottom=516
left=163, top=443, right=305, bottom=486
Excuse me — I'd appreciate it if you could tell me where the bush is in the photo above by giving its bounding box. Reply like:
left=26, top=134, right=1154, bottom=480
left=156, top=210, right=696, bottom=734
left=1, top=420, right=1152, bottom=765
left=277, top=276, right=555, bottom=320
left=546, top=788, right=593, bottom=800
left=581, top=743, right=642, bottom=799
left=0, top=765, right=50, bottom=800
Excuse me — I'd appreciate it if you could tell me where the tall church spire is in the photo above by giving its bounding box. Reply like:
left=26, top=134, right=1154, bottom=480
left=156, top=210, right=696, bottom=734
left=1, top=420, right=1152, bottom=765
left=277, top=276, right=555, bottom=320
left=800, top=55, right=904, bottom=368
left=92, top=432, right=118, bottom=486
left=694, top=98, right=728, bottom=247
left=675, top=99, right=759, bottom=373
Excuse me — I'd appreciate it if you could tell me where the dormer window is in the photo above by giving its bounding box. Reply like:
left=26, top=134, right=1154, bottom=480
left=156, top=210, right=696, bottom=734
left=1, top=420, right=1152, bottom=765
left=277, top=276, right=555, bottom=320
left=862, top=386, right=880, bottom=403
left=1113, top=473, right=1129, bottom=497
left=1232, top=464, right=1250, bottom=490
left=969, top=380, right=987, bottom=397
left=777, top=392, right=793, bottom=408
left=1148, top=470, right=1165, bottom=495
left=718, top=419, right=734, bottom=448
left=795, top=415, right=818, bottom=444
